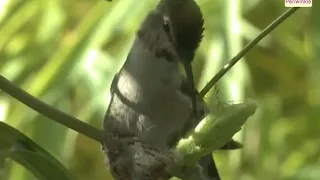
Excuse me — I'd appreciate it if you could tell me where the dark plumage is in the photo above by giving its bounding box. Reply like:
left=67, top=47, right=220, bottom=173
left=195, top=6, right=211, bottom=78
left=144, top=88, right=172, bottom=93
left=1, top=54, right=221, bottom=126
left=156, top=0, right=204, bottom=61
left=155, top=0, right=205, bottom=137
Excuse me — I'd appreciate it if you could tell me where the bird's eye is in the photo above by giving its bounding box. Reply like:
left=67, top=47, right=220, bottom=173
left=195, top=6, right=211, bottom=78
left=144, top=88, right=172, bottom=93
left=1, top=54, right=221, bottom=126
left=163, top=16, right=173, bottom=42
left=163, top=16, right=171, bottom=33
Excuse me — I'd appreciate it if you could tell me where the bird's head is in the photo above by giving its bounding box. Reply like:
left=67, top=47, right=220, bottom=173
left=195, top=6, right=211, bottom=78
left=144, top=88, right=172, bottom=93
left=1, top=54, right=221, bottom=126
left=155, top=0, right=204, bottom=61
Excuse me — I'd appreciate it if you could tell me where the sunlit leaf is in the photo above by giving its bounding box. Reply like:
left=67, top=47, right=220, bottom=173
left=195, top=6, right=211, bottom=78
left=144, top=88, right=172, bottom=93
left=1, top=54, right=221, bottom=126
left=177, top=100, right=257, bottom=165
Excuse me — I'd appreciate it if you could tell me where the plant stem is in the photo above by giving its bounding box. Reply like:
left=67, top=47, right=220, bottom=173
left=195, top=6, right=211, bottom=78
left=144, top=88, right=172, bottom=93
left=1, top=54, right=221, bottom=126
left=0, top=75, right=103, bottom=143
left=199, top=7, right=300, bottom=97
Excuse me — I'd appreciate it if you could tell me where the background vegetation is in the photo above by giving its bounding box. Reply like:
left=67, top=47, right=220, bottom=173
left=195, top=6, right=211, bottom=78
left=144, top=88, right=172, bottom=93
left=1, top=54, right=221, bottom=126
left=0, top=0, right=319, bottom=180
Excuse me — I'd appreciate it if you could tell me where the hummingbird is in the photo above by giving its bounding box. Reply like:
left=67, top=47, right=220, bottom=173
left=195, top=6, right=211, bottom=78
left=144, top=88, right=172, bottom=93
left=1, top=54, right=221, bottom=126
left=102, top=0, right=240, bottom=179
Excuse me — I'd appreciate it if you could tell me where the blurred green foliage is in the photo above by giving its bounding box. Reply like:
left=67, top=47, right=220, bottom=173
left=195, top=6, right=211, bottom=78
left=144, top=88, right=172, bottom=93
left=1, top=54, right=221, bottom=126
left=0, top=0, right=319, bottom=180
left=0, top=121, right=75, bottom=180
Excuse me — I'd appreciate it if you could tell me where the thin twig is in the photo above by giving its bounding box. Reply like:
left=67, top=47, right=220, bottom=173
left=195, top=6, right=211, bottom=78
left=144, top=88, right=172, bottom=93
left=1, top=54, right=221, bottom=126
left=199, top=7, right=299, bottom=97
left=0, top=75, right=103, bottom=143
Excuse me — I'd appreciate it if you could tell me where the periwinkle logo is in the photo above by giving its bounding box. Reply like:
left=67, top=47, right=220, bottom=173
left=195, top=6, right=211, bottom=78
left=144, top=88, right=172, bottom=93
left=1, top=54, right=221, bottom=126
left=285, top=0, right=312, bottom=7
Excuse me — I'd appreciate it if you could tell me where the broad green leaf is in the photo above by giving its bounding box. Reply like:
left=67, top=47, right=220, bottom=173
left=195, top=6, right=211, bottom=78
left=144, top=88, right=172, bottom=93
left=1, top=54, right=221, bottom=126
left=176, top=100, right=257, bottom=165
left=0, top=122, right=75, bottom=180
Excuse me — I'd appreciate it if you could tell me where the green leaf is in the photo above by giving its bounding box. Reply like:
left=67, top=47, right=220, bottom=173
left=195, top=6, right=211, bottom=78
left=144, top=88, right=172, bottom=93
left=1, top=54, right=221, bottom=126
left=176, top=100, right=257, bottom=165
left=0, top=122, right=75, bottom=180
